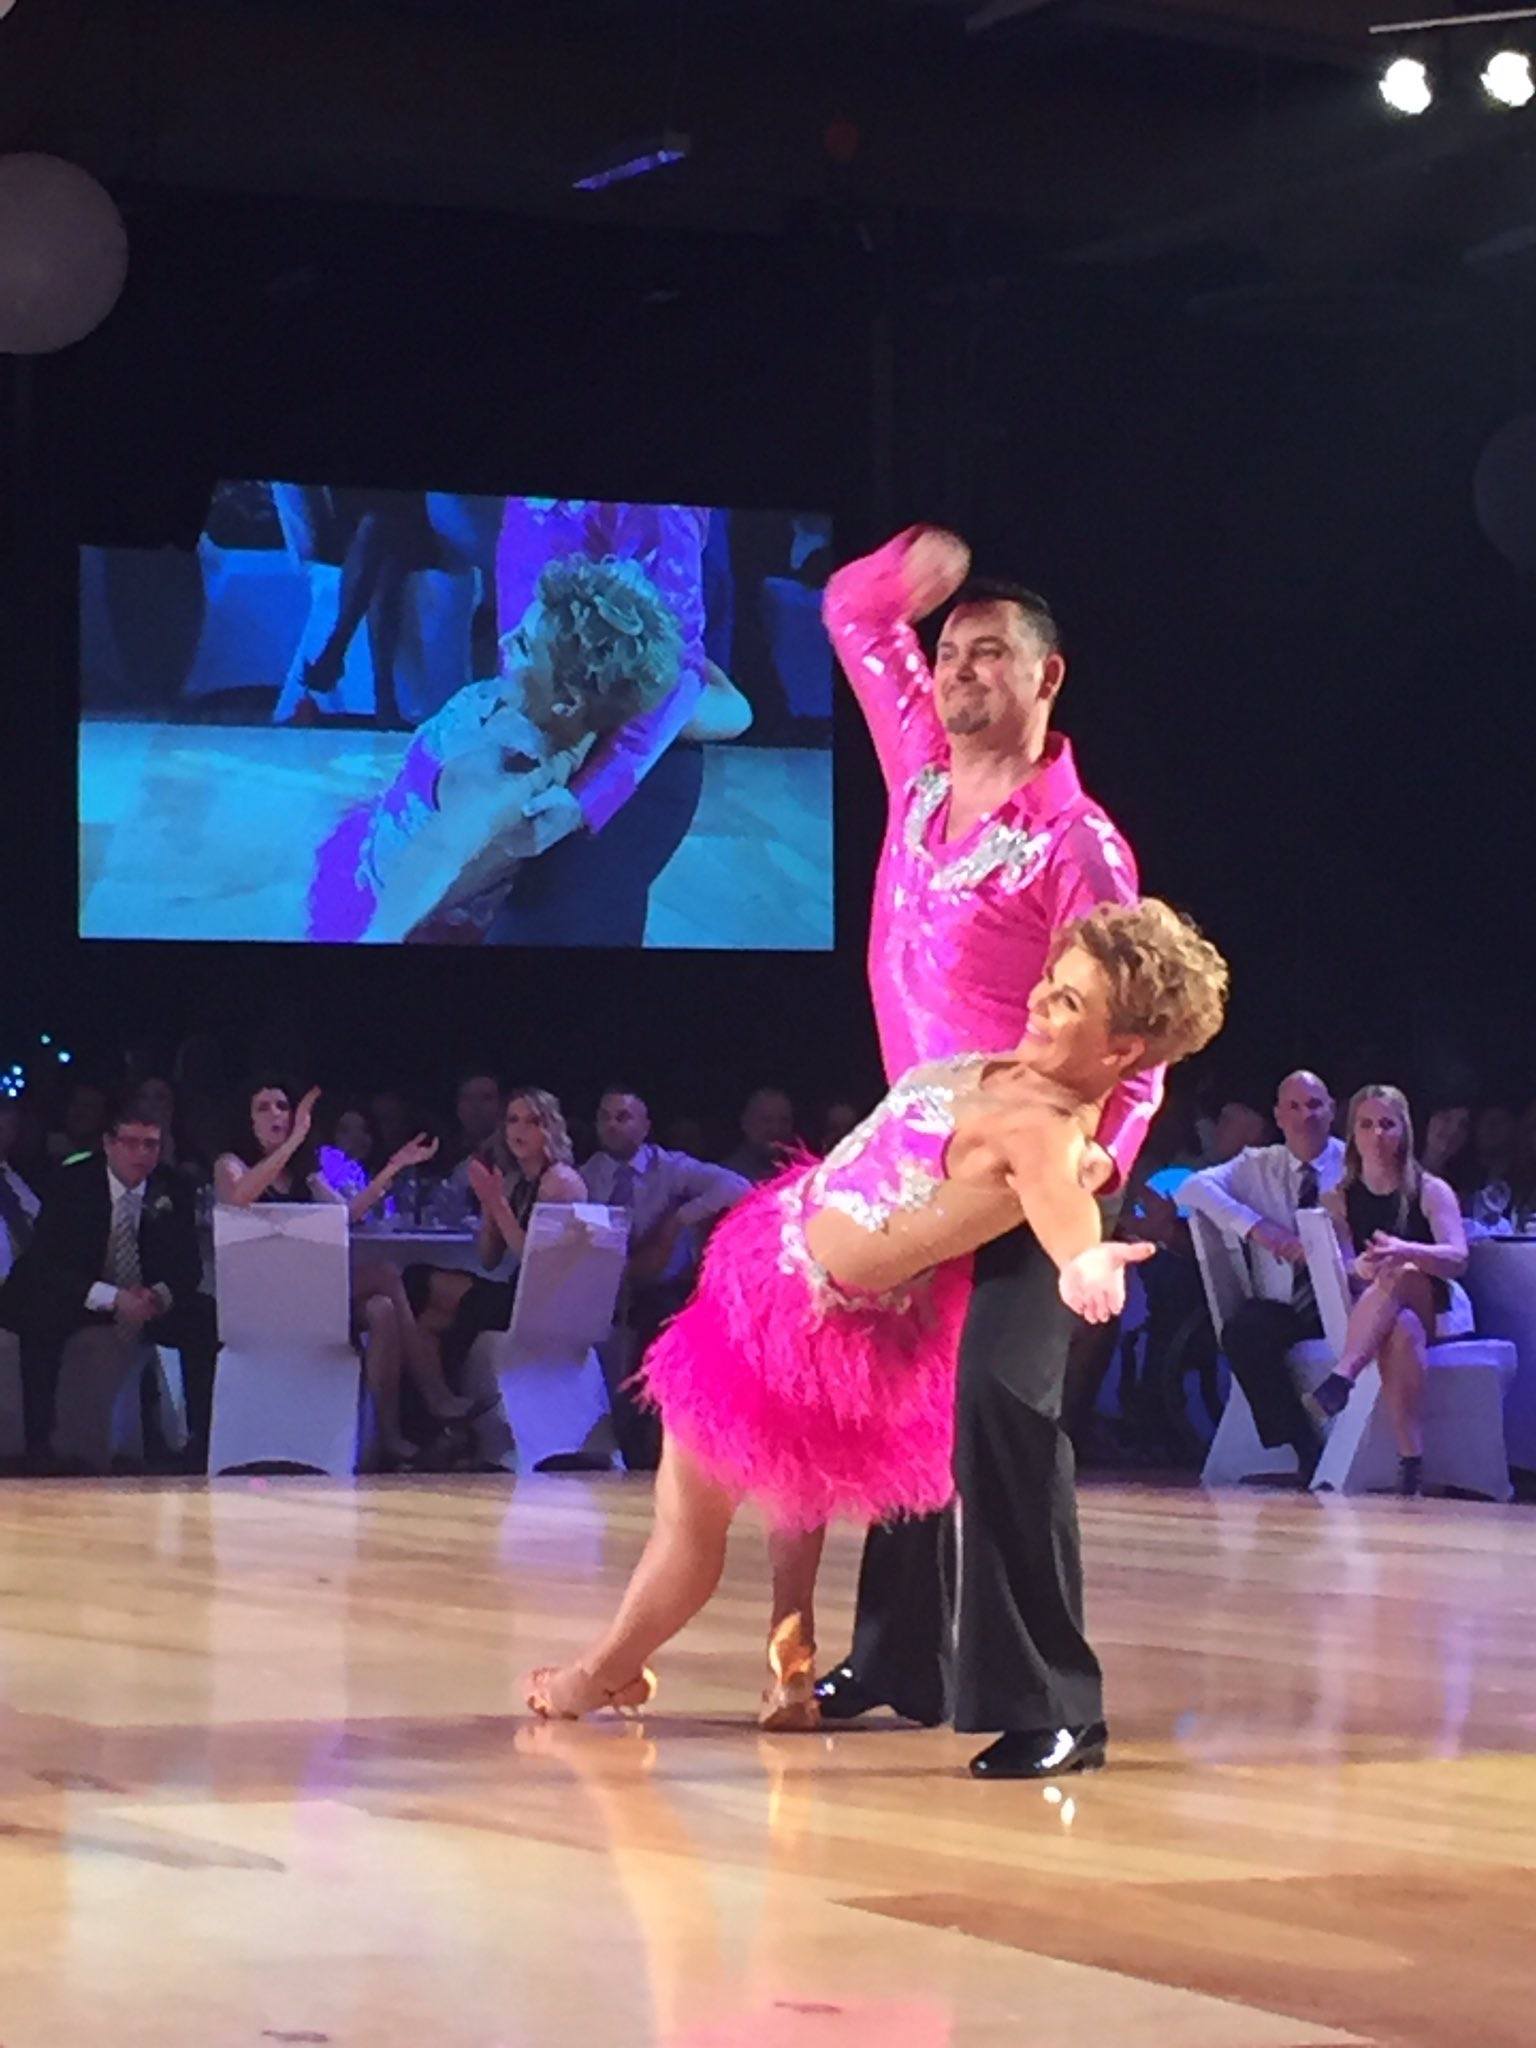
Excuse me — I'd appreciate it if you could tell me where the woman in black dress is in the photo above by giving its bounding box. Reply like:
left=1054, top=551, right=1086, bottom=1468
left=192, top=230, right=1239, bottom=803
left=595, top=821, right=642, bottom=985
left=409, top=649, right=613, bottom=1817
left=1311, top=1084, right=1469, bottom=1494
left=213, top=1077, right=471, bottom=1465
left=405, top=1088, right=586, bottom=1395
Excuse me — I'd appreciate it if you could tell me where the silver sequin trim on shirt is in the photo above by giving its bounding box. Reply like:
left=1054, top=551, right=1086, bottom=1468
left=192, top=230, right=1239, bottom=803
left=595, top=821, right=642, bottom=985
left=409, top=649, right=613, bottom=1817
left=900, top=766, right=1055, bottom=896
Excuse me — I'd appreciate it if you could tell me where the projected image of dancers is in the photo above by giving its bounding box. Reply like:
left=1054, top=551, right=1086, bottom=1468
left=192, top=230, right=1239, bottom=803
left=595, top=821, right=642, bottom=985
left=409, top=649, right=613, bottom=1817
left=78, top=487, right=835, bottom=949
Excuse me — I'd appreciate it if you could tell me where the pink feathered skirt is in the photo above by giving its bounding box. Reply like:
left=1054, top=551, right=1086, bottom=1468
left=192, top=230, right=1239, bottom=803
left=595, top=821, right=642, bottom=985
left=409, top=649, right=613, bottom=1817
left=639, top=1172, right=971, bottom=1532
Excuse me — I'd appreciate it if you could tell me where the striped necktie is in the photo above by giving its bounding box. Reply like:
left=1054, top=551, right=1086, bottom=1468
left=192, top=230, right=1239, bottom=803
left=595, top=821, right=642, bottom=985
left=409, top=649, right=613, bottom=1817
left=108, top=1190, right=144, bottom=1289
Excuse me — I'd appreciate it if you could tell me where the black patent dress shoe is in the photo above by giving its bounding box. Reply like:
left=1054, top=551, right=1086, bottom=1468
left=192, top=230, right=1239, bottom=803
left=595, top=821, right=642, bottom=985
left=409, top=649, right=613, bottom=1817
left=812, top=1663, right=943, bottom=1728
left=968, top=1721, right=1108, bottom=1779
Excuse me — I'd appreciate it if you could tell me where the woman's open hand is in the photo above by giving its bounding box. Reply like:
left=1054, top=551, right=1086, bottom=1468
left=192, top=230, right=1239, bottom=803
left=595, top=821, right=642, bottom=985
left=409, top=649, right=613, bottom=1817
left=1058, top=1240, right=1156, bottom=1323
left=291, top=1087, right=322, bottom=1145
left=390, top=1132, right=440, bottom=1174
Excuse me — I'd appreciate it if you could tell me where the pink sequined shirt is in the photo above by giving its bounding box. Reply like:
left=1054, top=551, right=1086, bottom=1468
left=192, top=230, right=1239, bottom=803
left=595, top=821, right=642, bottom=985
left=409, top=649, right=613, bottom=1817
left=824, top=528, right=1162, bottom=1188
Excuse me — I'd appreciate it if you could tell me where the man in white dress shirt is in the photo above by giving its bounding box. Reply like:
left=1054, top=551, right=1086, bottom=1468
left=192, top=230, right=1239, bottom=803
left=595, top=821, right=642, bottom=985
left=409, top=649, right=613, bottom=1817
left=1182, top=1070, right=1345, bottom=1478
left=581, top=1088, right=749, bottom=1469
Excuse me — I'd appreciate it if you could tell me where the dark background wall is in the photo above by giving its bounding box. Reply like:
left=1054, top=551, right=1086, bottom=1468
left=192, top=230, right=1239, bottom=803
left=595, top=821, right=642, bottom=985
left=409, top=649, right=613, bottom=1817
left=4, top=0, right=1535, bottom=1132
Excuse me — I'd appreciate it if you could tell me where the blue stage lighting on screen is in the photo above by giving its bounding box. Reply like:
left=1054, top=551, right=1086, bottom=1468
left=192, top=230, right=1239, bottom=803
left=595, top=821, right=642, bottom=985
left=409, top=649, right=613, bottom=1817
left=38, top=1033, right=51, bottom=1046
left=57, top=1049, right=72, bottom=1064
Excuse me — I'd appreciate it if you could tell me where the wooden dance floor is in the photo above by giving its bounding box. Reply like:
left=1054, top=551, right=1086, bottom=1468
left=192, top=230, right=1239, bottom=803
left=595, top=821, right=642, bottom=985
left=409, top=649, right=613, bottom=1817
left=0, top=1476, right=1533, bottom=2047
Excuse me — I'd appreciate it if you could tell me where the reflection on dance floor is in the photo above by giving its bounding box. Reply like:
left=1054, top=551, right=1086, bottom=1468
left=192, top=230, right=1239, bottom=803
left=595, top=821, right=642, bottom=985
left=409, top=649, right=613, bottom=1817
left=0, top=1476, right=1531, bottom=2046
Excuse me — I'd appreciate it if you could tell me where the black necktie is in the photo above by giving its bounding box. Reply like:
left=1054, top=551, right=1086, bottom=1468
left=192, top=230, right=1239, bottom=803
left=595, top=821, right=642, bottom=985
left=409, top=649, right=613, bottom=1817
left=0, top=1172, right=33, bottom=1258
left=1292, top=1162, right=1319, bottom=1308
left=608, top=1162, right=636, bottom=1211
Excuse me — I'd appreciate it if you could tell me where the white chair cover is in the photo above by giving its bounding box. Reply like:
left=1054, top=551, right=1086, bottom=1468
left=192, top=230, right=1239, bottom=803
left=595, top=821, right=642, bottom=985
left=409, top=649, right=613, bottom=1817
left=209, top=1202, right=361, bottom=1476
left=1466, top=1239, right=1536, bottom=1473
left=467, top=1204, right=627, bottom=1473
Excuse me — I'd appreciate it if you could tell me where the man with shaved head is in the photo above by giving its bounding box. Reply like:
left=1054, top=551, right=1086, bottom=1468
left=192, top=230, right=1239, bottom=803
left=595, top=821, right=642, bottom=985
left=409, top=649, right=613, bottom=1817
left=1183, top=1070, right=1345, bottom=1479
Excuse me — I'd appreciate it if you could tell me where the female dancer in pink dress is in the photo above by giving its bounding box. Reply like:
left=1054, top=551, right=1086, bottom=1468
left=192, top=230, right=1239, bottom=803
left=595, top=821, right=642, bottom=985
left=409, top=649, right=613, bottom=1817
left=524, top=897, right=1228, bottom=1725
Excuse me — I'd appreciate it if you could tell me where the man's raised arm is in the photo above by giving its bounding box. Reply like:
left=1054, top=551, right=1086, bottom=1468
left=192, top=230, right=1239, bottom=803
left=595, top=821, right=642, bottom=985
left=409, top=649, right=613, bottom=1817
left=822, top=525, right=969, bottom=791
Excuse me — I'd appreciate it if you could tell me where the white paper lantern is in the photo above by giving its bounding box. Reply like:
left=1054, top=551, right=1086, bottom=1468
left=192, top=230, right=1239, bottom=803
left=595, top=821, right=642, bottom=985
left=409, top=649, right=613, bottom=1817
left=0, top=153, right=129, bottom=354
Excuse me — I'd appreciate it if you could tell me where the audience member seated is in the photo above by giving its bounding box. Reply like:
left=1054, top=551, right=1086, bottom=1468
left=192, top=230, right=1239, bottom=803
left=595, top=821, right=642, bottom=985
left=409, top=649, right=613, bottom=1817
left=1182, top=1069, right=1346, bottom=1482
left=368, top=1089, right=417, bottom=1171
left=580, top=1087, right=750, bottom=1470
left=818, top=1098, right=863, bottom=1155
left=0, top=1096, right=218, bottom=1472
left=1421, top=1102, right=1474, bottom=1201
left=1107, top=1093, right=1271, bottom=1456
left=1506, top=1099, right=1536, bottom=1234
left=213, top=1077, right=470, bottom=1468
left=44, top=1080, right=108, bottom=1173
left=1465, top=1103, right=1518, bottom=1230
left=723, top=1087, right=798, bottom=1184
left=316, top=1100, right=375, bottom=1202
left=0, top=1099, right=41, bottom=1285
left=449, top=1072, right=504, bottom=1167
left=404, top=1087, right=585, bottom=1411
left=1310, top=1085, right=1470, bottom=1496
left=130, top=1074, right=213, bottom=1196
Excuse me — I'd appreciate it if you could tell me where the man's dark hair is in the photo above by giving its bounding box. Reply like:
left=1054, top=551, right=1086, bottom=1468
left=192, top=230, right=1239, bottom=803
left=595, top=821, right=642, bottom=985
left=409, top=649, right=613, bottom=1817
left=598, top=1085, right=648, bottom=1113
left=103, top=1092, right=163, bottom=1139
left=947, top=576, right=1061, bottom=656
left=455, top=1069, right=502, bottom=1094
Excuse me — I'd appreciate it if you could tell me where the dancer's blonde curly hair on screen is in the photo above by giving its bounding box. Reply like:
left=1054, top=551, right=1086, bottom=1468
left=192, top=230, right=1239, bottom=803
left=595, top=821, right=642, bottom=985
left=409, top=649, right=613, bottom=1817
left=504, top=553, right=683, bottom=736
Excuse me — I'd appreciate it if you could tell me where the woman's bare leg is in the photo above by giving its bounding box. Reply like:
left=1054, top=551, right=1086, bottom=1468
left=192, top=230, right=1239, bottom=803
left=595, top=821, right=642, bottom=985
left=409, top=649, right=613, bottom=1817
left=1376, top=1310, right=1428, bottom=1458
left=366, top=1261, right=477, bottom=1418
left=360, top=1295, right=416, bottom=1463
left=1333, top=1277, right=1412, bottom=1382
left=760, top=1525, right=827, bottom=1730
left=526, top=1437, right=737, bottom=1717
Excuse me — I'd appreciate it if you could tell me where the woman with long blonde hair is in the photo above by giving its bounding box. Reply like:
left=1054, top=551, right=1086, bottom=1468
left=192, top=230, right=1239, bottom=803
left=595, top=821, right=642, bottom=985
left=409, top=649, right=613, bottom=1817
left=1311, top=1084, right=1470, bottom=1494
left=404, top=1087, right=586, bottom=1403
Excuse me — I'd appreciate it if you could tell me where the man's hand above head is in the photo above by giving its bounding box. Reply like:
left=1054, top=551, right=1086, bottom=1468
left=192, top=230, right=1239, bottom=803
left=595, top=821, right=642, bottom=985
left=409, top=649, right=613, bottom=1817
left=900, top=528, right=971, bottom=622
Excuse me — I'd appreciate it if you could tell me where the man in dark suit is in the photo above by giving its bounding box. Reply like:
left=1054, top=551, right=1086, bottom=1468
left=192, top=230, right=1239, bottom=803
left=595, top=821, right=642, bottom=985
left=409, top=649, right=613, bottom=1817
left=0, top=1097, right=218, bottom=1471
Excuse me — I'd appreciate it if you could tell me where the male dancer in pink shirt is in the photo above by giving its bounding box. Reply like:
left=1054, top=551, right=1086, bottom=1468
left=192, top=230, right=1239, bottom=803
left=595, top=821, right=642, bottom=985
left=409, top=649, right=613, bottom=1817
left=815, top=524, right=1161, bottom=1778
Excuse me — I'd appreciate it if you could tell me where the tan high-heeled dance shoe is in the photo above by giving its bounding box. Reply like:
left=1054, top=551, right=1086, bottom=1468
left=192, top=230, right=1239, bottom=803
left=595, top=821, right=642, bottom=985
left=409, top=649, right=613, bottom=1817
left=758, top=1617, right=822, bottom=1732
left=524, top=1665, right=658, bottom=1721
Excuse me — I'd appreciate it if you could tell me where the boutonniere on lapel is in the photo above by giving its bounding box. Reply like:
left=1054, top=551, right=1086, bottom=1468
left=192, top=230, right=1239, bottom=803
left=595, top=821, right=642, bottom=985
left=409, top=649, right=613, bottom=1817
left=146, top=1193, right=175, bottom=1220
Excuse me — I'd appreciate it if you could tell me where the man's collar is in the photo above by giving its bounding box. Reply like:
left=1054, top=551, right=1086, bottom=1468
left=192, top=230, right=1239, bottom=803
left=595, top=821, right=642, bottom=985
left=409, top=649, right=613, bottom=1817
left=993, top=733, right=1083, bottom=825
left=608, top=1145, right=653, bottom=1174
left=1287, top=1138, right=1338, bottom=1169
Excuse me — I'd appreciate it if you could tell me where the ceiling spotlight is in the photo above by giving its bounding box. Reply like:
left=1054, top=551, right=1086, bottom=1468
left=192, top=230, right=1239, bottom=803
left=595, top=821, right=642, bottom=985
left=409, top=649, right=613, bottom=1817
left=1379, top=55, right=1434, bottom=113
left=1482, top=48, right=1536, bottom=105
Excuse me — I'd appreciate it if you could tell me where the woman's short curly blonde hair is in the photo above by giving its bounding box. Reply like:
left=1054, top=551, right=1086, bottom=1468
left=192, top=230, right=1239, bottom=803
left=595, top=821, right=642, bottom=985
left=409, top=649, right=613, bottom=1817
left=1049, top=897, right=1229, bottom=1069
left=511, top=553, right=684, bottom=736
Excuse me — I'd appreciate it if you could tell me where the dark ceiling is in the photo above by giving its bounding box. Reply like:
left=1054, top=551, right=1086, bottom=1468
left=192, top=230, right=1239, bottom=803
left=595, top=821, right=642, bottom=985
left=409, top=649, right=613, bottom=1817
left=4, top=0, right=1536, bottom=314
